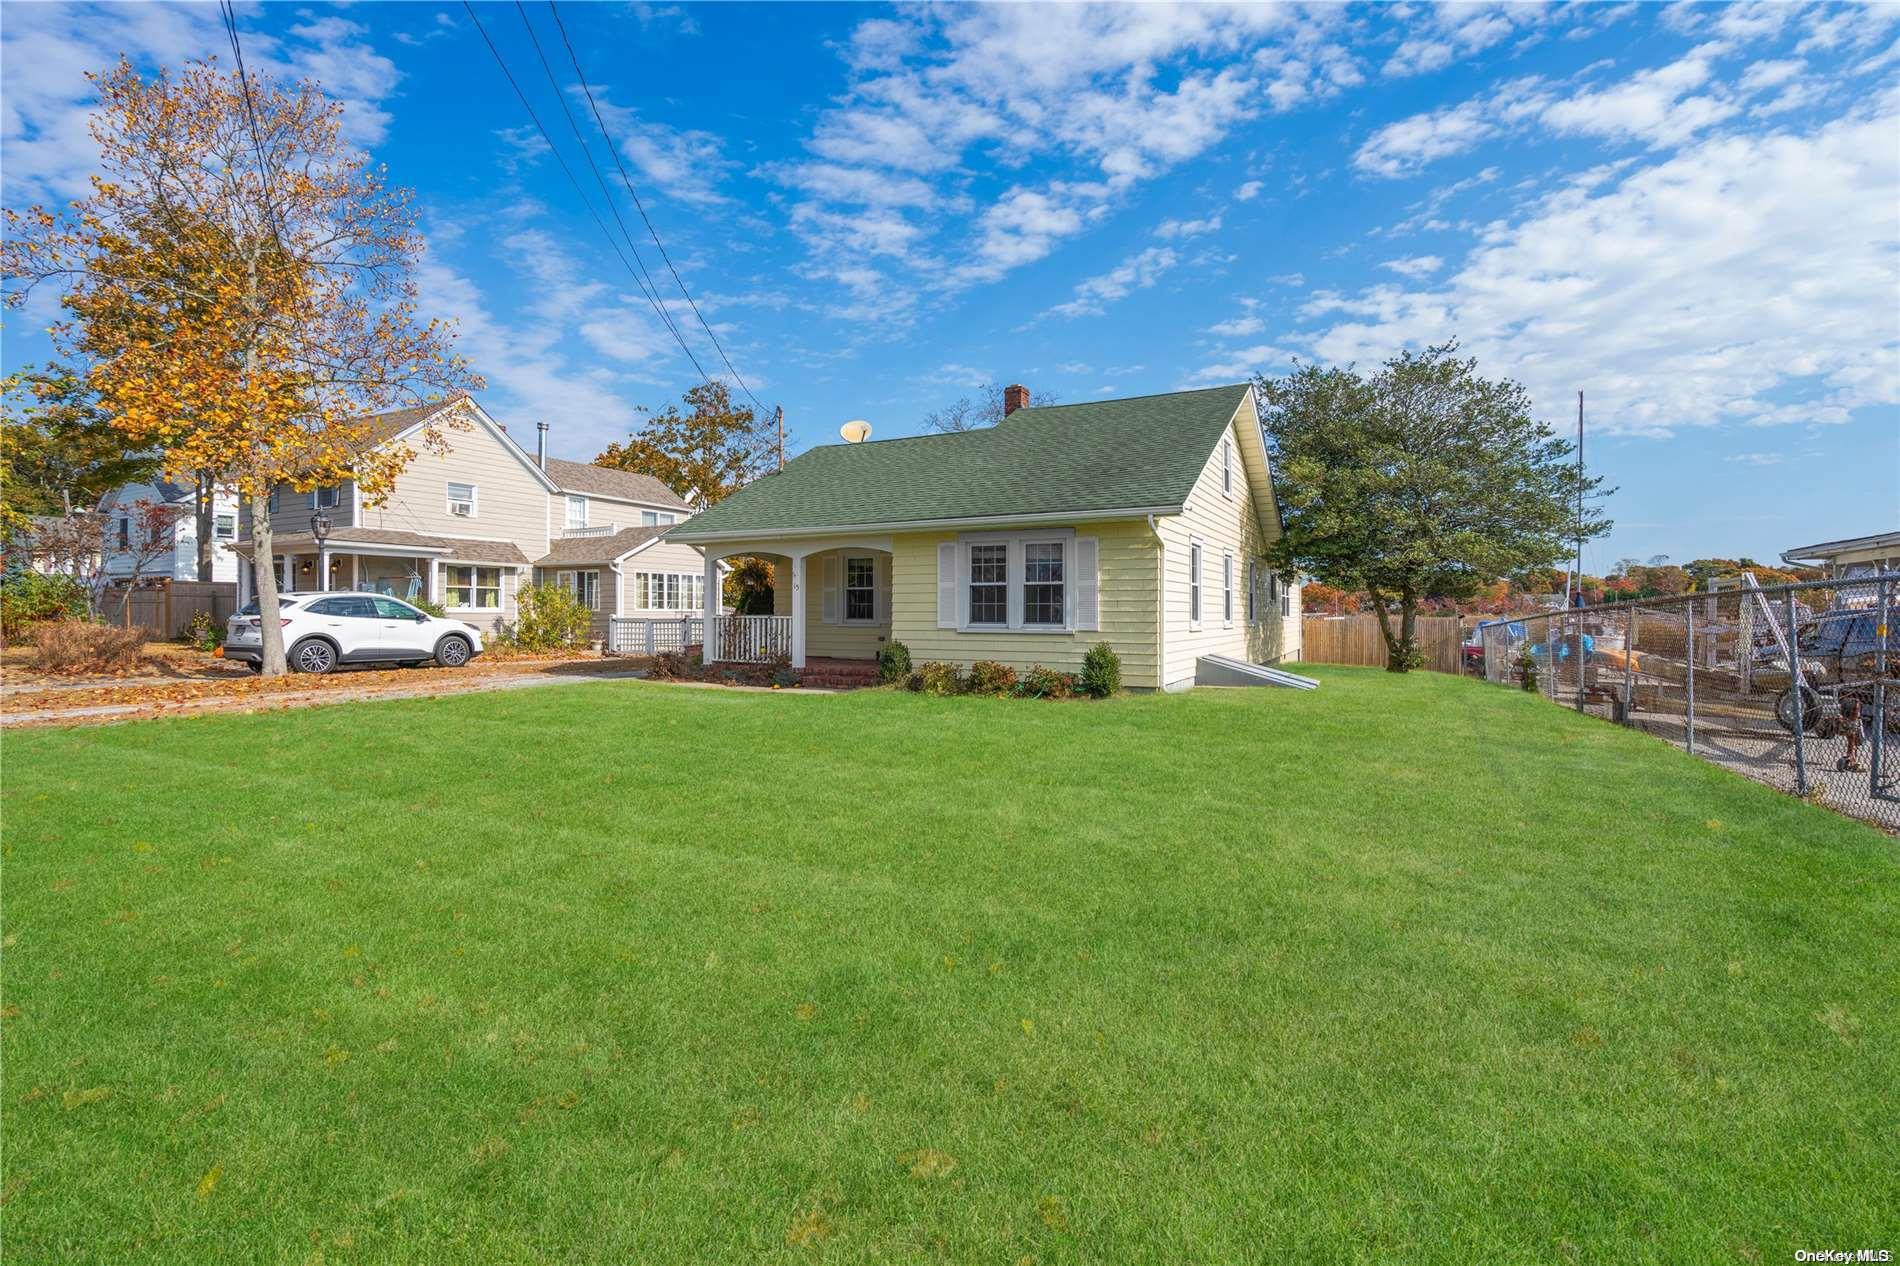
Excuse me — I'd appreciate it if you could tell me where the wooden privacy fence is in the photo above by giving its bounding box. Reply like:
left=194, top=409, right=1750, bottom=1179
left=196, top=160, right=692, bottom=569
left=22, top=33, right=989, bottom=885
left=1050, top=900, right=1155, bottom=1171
left=1301, top=614, right=1469, bottom=673
left=109, top=580, right=237, bottom=638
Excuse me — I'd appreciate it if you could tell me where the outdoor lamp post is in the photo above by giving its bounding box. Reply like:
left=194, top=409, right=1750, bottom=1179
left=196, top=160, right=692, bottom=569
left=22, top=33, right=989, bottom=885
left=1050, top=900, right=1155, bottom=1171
left=310, top=512, right=333, bottom=592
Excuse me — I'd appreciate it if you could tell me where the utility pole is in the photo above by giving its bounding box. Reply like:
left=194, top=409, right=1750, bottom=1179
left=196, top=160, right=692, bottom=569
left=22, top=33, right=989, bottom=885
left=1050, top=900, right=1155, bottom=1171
left=1574, top=390, right=1585, bottom=607
left=775, top=404, right=785, bottom=472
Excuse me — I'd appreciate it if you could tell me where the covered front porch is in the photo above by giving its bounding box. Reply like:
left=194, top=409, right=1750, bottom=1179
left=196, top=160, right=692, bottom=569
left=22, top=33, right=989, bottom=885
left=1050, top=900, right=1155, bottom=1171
left=233, top=529, right=532, bottom=631
left=695, top=537, right=893, bottom=670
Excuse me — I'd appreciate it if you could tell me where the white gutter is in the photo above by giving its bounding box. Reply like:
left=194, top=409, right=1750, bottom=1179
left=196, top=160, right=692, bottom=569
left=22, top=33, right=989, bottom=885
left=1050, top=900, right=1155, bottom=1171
left=670, top=503, right=1183, bottom=544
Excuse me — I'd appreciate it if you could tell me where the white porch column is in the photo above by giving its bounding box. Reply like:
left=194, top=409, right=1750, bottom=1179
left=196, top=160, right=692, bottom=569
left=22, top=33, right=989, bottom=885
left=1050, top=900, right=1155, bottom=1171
left=282, top=553, right=294, bottom=592
left=790, top=553, right=807, bottom=669
left=236, top=560, right=251, bottom=607
left=318, top=548, right=330, bottom=591
left=702, top=551, right=721, bottom=661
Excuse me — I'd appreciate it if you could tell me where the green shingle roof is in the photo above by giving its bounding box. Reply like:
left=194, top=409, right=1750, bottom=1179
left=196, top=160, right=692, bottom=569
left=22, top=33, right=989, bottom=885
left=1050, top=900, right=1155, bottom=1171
left=672, top=384, right=1252, bottom=539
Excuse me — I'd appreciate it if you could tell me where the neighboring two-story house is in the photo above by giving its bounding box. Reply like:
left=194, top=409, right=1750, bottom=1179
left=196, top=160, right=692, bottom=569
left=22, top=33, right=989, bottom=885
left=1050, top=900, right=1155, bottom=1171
left=233, top=398, right=712, bottom=636
left=98, top=479, right=242, bottom=583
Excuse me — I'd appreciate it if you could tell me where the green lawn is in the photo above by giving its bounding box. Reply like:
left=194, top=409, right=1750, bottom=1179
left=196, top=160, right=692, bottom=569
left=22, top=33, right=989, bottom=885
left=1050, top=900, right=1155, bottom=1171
left=3, top=668, right=1895, bottom=1262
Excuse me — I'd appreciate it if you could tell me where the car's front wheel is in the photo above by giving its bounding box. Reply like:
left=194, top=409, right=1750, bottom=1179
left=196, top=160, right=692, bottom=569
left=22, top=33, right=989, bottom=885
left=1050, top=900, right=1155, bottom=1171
left=290, top=638, right=338, bottom=675
left=434, top=635, right=472, bottom=668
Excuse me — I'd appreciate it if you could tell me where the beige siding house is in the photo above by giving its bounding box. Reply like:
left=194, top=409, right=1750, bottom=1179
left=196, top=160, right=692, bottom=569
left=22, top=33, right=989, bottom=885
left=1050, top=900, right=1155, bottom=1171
left=235, top=399, right=710, bottom=635
left=670, top=383, right=1301, bottom=691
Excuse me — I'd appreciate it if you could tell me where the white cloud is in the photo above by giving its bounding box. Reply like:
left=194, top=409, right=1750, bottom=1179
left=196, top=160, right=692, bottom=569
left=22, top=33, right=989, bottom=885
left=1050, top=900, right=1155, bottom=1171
left=1382, top=255, right=1444, bottom=279
left=1207, top=315, right=1266, bottom=338
left=581, top=88, right=735, bottom=207
left=1355, top=99, right=1496, bottom=178
left=1725, top=452, right=1783, bottom=466
left=776, top=3, right=1359, bottom=321
left=1048, top=246, right=1178, bottom=318
left=1186, top=343, right=1302, bottom=385
left=1383, top=3, right=1540, bottom=78
left=1302, top=104, right=1900, bottom=437
left=1541, top=45, right=1738, bottom=147
left=1235, top=179, right=1265, bottom=201
left=0, top=4, right=402, bottom=205
left=1155, top=212, right=1224, bottom=239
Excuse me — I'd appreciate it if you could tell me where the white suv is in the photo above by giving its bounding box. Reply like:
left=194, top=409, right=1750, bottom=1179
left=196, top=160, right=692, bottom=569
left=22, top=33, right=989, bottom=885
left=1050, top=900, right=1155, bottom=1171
left=224, top=591, right=485, bottom=674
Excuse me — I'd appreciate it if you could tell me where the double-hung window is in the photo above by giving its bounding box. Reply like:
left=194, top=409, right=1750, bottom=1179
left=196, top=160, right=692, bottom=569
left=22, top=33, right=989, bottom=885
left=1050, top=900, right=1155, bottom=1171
left=1022, top=541, right=1065, bottom=627
left=1278, top=575, right=1292, bottom=618
left=844, top=556, right=876, bottom=622
left=116, top=517, right=131, bottom=549
left=565, top=496, right=588, bottom=530
left=315, top=485, right=341, bottom=510
left=446, top=482, right=477, bottom=518
left=1223, top=554, right=1235, bottom=625
left=967, top=543, right=1008, bottom=626
left=1189, top=542, right=1203, bottom=627
left=214, top=513, right=236, bottom=541
left=445, top=565, right=501, bottom=609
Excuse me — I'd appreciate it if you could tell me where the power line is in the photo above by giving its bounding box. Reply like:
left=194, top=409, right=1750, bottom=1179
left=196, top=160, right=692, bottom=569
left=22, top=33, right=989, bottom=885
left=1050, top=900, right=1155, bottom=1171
left=504, top=1, right=697, bottom=366
left=545, top=0, right=770, bottom=418
left=459, top=0, right=713, bottom=384
left=218, top=0, right=283, bottom=246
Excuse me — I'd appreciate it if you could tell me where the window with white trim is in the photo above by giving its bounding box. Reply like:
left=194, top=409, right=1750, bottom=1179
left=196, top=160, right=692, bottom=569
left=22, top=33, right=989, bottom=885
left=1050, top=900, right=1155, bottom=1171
left=844, top=555, right=876, bottom=622
left=1223, top=553, right=1234, bottom=625
left=1279, top=575, right=1292, bottom=618
left=446, top=482, right=477, bottom=518
left=633, top=572, right=704, bottom=611
left=445, top=565, right=501, bottom=610
left=1189, top=541, right=1203, bottom=626
left=1221, top=439, right=1233, bottom=496
left=1023, top=541, right=1065, bottom=626
left=315, top=485, right=341, bottom=510
left=640, top=510, right=677, bottom=527
left=565, top=496, right=588, bottom=530
left=967, top=543, right=1007, bottom=626
left=214, top=513, right=236, bottom=541
left=559, top=569, right=600, bottom=610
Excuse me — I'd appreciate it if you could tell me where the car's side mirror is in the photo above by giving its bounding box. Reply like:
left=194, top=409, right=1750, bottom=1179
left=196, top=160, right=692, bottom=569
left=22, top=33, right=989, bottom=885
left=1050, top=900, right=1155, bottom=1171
left=415, top=613, right=429, bottom=622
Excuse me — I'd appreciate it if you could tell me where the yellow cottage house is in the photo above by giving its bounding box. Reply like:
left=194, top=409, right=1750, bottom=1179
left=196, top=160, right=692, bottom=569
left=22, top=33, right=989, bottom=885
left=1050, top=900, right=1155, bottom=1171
left=669, top=383, right=1302, bottom=692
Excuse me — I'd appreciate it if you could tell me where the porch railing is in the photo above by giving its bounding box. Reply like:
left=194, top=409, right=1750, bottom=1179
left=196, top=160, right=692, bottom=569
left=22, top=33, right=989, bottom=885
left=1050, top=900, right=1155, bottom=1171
left=607, top=616, right=702, bottom=656
left=713, top=614, right=792, bottom=664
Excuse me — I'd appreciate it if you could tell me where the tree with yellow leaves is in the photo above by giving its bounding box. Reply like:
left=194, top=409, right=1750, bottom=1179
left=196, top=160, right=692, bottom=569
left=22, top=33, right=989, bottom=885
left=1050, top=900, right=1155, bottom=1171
left=2, top=58, right=479, bottom=674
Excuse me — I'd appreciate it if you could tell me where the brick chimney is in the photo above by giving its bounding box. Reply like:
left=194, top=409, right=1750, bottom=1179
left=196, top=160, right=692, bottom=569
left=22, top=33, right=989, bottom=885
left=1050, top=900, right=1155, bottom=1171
left=1002, top=383, right=1030, bottom=417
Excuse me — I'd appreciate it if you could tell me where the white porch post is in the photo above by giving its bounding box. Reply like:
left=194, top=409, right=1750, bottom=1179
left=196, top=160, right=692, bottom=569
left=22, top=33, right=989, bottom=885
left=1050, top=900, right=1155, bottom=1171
left=282, top=553, right=294, bottom=592
left=790, top=553, right=807, bottom=669
left=318, top=548, right=330, bottom=592
left=236, top=560, right=251, bottom=607
left=702, top=551, right=721, bottom=661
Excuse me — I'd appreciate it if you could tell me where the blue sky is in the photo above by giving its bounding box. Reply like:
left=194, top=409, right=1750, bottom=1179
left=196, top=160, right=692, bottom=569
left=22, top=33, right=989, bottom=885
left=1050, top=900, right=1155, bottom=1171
left=3, top=1, right=1896, bottom=571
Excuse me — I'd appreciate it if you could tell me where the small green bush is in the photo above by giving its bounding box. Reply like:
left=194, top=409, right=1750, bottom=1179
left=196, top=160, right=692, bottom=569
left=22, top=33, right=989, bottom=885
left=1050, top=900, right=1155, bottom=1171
left=1015, top=665, right=1076, bottom=700
left=1079, top=642, right=1121, bottom=698
left=1516, top=650, right=1539, bottom=692
left=1, top=571, right=89, bottom=637
left=507, top=582, right=593, bottom=651
left=967, top=660, right=1017, bottom=695
left=878, top=640, right=912, bottom=683
left=914, top=661, right=963, bottom=696
left=410, top=595, right=448, bottom=618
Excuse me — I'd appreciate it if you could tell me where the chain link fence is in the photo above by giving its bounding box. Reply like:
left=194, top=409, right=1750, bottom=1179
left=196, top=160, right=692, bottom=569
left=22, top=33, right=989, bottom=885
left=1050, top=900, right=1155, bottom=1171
left=1473, top=574, right=1898, bottom=831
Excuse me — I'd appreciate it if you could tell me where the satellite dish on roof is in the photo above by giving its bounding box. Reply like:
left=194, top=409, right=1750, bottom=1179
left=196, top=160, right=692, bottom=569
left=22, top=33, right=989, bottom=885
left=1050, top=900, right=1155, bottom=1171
left=839, top=419, right=872, bottom=444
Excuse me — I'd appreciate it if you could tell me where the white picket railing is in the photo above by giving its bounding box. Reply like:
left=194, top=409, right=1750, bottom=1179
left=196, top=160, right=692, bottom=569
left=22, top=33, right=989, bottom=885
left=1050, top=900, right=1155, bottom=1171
left=713, top=614, right=792, bottom=663
left=607, top=616, right=702, bottom=656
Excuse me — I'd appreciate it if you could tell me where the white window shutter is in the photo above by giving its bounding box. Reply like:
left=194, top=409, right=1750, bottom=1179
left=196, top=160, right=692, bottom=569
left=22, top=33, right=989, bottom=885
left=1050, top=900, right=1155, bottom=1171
left=1007, top=538, right=1024, bottom=628
left=936, top=542, right=958, bottom=627
left=1074, top=537, right=1099, bottom=631
left=876, top=555, right=891, bottom=624
left=821, top=555, right=841, bottom=624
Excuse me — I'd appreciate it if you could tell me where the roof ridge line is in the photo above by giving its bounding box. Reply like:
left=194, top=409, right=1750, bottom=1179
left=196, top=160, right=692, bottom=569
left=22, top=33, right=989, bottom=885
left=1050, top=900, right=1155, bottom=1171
left=1011, top=383, right=1250, bottom=414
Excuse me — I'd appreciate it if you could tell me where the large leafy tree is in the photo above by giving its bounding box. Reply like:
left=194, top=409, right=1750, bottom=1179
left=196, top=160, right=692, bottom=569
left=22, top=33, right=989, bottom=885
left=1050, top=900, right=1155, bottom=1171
left=1255, top=342, right=1610, bottom=671
left=594, top=380, right=768, bottom=505
left=0, top=366, right=158, bottom=532
left=3, top=58, right=477, bottom=674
